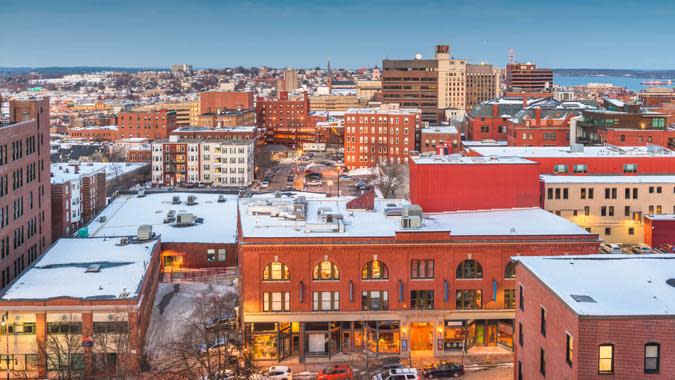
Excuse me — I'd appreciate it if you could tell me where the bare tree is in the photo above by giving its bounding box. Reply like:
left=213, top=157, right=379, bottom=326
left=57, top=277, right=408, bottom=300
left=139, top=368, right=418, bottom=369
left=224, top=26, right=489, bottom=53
left=149, top=292, right=254, bottom=380
left=371, top=163, right=407, bottom=198
left=254, top=149, right=277, bottom=180
left=37, top=325, right=84, bottom=380
left=348, top=350, right=382, bottom=380
left=91, top=314, right=138, bottom=379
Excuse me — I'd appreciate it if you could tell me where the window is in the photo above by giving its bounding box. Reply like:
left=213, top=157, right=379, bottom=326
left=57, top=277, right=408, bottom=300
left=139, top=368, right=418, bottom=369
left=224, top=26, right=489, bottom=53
left=313, top=291, right=339, bottom=311
left=519, top=285, right=524, bottom=311
left=263, top=262, right=289, bottom=281
left=361, top=290, right=388, bottom=311
left=263, top=292, right=290, bottom=312
left=456, top=259, right=483, bottom=279
left=207, top=248, right=226, bottom=262
left=624, top=164, right=638, bottom=173
left=312, top=261, right=339, bottom=280
left=553, top=164, right=568, bottom=174
left=455, top=290, right=482, bottom=309
left=645, top=343, right=660, bottom=374
left=410, top=290, right=434, bottom=310
left=573, top=164, right=587, bottom=174
left=504, top=261, right=516, bottom=278
left=362, top=260, right=389, bottom=279
left=605, top=227, right=612, bottom=235
left=598, top=344, right=614, bottom=374
left=584, top=206, right=590, bottom=216
left=539, top=307, right=547, bottom=336
left=629, top=227, right=635, bottom=235
left=518, top=323, right=523, bottom=347
left=411, top=259, right=434, bottom=279
left=566, top=334, right=574, bottom=367
left=540, top=348, right=546, bottom=376
left=504, top=289, right=516, bottom=309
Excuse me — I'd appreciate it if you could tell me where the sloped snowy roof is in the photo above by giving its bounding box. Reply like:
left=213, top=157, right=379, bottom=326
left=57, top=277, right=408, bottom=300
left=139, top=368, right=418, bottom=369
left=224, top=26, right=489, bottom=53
left=86, top=192, right=238, bottom=243
left=515, top=255, right=675, bottom=316
left=1, top=238, right=158, bottom=301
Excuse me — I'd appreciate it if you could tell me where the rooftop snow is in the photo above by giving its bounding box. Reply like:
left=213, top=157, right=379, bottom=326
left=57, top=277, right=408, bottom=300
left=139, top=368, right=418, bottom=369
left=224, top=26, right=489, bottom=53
left=461, top=140, right=509, bottom=147
left=239, top=194, right=589, bottom=238
left=412, top=155, right=536, bottom=165
left=469, top=145, right=674, bottom=158
left=645, top=214, right=675, bottom=221
left=86, top=192, right=239, bottom=243
left=541, top=175, right=675, bottom=184
left=515, top=255, right=675, bottom=316
left=421, top=126, right=459, bottom=134
left=50, top=162, right=146, bottom=184
left=1, top=238, right=157, bottom=301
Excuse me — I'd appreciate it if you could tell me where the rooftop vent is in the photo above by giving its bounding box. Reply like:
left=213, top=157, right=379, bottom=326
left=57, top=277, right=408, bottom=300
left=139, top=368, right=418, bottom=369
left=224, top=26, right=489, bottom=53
left=570, top=143, right=584, bottom=153
left=172, top=195, right=181, bottom=205
left=174, top=213, right=195, bottom=227
left=138, top=189, right=145, bottom=198
left=571, top=294, right=596, bottom=303
left=98, top=215, right=107, bottom=223
left=666, top=278, right=675, bottom=288
left=402, top=204, right=423, bottom=218
left=117, top=237, right=129, bottom=246
left=137, top=224, right=153, bottom=241
left=186, top=195, right=197, bottom=206
left=217, top=194, right=226, bottom=203
left=85, top=264, right=102, bottom=273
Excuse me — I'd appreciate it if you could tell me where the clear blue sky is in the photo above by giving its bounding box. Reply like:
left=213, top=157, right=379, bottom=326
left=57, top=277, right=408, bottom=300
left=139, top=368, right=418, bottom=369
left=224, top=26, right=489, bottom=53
left=2, top=0, right=674, bottom=69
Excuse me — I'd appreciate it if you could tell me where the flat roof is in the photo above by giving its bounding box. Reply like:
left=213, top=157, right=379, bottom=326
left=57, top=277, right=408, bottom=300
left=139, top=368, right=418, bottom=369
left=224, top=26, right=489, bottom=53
left=469, top=145, right=674, bottom=158
left=0, top=238, right=158, bottom=301
left=541, top=175, right=675, bottom=184
left=51, top=162, right=146, bottom=184
left=421, top=126, right=459, bottom=134
left=515, top=255, right=675, bottom=317
left=645, top=214, right=675, bottom=221
left=461, top=140, right=509, bottom=147
left=86, top=192, right=239, bottom=243
left=239, top=194, right=589, bottom=239
left=173, top=126, right=256, bottom=133
left=412, top=155, right=536, bottom=165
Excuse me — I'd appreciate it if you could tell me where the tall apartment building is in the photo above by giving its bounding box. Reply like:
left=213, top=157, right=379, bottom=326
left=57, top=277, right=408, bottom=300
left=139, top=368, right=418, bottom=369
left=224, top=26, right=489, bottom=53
left=117, top=109, right=177, bottom=140
left=255, top=92, right=314, bottom=146
left=308, top=95, right=360, bottom=112
left=506, top=62, right=553, bottom=93
left=199, top=91, right=255, bottom=114
left=343, top=104, right=421, bottom=169
left=151, top=135, right=254, bottom=187
left=0, top=97, right=52, bottom=289
left=282, top=68, right=299, bottom=92
left=466, top=64, right=500, bottom=109
left=541, top=175, right=675, bottom=244
left=435, top=45, right=467, bottom=112
left=382, top=56, right=439, bottom=123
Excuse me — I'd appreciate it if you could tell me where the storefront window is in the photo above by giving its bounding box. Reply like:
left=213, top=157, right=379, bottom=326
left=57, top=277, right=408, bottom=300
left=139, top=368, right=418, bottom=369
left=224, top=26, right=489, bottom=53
left=444, top=321, right=466, bottom=351
left=365, top=321, right=400, bottom=354
left=497, top=321, right=514, bottom=349
left=251, top=323, right=278, bottom=360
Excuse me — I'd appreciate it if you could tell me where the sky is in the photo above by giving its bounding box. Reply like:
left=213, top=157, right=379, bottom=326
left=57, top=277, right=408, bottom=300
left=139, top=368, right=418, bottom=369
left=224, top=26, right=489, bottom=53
left=1, top=0, right=674, bottom=70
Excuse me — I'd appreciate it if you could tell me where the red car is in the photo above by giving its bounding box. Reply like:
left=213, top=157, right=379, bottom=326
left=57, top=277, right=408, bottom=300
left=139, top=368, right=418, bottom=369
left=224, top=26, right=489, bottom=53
left=316, top=365, right=353, bottom=380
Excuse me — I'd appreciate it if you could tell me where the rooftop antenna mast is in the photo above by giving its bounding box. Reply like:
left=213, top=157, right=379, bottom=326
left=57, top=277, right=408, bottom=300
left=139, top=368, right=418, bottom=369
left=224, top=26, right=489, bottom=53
left=508, top=48, right=515, bottom=65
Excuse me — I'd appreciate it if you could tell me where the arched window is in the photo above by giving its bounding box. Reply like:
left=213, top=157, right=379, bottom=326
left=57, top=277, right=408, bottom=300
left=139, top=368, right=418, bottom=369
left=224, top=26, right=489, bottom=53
left=263, top=262, right=289, bottom=281
left=505, top=261, right=516, bottom=279
left=313, top=261, right=340, bottom=280
left=361, top=260, right=389, bottom=280
left=456, top=259, right=483, bottom=279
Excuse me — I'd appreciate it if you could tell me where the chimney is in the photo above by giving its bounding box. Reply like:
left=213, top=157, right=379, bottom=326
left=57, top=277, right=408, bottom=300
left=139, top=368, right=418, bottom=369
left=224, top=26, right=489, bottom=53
left=535, top=107, right=542, bottom=127
left=492, top=104, right=499, bottom=118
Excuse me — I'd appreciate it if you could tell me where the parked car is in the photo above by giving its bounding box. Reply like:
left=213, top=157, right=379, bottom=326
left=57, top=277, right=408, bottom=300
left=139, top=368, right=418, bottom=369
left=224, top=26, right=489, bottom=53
left=373, top=368, right=418, bottom=380
left=422, top=361, right=464, bottom=378
left=339, top=174, right=353, bottom=180
left=260, top=366, right=292, bottom=380
left=316, top=365, right=353, bottom=380
left=600, top=243, right=622, bottom=254
left=306, top=179, right=322, bottom=187
left=378, top=357, right=403, bottom=371
left=260, top=181, right=270, bottom=189
left=632, top=244, right=653, bottom=254
left=355, top=181, right=372, bottom=191
left=658, top=243, right=675, bottom=253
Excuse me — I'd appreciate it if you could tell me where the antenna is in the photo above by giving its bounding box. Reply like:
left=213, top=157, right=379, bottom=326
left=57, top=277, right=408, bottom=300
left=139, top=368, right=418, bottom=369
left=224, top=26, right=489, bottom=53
left=508, top=48, right=515, bottom=65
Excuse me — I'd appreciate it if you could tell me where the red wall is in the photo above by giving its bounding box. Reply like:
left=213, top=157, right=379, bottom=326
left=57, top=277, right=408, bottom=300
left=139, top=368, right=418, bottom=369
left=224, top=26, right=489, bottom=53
left=598, top=128, right=675, bottom=147
left=644, top=217, right=675, bottom=247
left=409, top=160, right=541, bottom=212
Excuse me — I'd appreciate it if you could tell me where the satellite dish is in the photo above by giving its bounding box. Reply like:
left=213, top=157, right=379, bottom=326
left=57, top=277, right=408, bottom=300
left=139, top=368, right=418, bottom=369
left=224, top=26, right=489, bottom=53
left=415, top=53, right=422, bottom=60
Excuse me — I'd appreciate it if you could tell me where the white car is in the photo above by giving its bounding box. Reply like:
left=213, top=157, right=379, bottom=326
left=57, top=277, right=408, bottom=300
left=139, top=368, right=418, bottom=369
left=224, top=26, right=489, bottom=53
left=373, top=368, right=418, bottom=380
left=306, top=179, right=322, bottom=187
left=600, top=243, right=622, bottom=254
left=260, top=366, right=292, bottom=380
left=633, top=244, right=653, bottom=254
left=260, top=181, right=270, bottom=189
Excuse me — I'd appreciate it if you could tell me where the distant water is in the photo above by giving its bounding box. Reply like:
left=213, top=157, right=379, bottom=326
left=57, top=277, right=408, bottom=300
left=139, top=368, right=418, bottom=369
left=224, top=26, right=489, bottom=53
left=554, top=75, right=674, bottom=91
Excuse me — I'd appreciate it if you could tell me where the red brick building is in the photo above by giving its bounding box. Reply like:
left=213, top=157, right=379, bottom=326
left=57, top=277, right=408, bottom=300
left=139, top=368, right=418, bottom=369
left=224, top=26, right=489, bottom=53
left=199, top=91, right=254, bottom=113
left=466, top=98, right=525, bottom=141
left=256, top=92, right=314, bottom=146
left=67, top=125, right=118, bottom=141
left=514, top=255, right=675, bottom=379
left=409, top=155, right=540, bottom=212
left=0, top=97, right=52, bottom=290
left=126, top=146, right=152, bottom=162
left=343, top=104, right=421, bottom=169
left=239, top=193, right=599, bottom=362
left=466, top=145, right=675, bottom=176
left=419, top=126, right=460, bottom=154
left=117, top=109, right=177, bottom=140
left=644, top=214, right=675, bottom=248
left=0, top=237, right=162, bottom=378
left=171, top=126, right=259, bottom=141
left=505, top=63, right=553, bottom=93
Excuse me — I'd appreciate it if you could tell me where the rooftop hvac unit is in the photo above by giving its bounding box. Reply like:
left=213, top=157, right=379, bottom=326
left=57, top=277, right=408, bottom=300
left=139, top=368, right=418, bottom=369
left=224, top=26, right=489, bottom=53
left=175, top=213, right=195, bottom=226
left=167, top=210, right=176, bottom=218
left=570, top=143, right=584, bottom=153
left=401, top=215, right=422, bottom=229
left=118, top=237, right=129, bottom=246
left=137, top=224, right=153, bottom=241
left=217, top=194, right=227, bottom=203
left=137, top=189, right=145, bottom=198
left=186, top=195, right=197, bottom=205
left=98, top=215, right=107, bottom=223
left=172, top=195, right=181, bottom=205
left=293, top=197, right=308, bottom=221
left=402, top=204, right=423, bottom=218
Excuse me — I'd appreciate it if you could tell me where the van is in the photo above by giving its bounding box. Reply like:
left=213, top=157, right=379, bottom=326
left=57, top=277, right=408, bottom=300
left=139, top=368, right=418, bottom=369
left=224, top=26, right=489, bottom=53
left=372, top=368, right=418, bottom=380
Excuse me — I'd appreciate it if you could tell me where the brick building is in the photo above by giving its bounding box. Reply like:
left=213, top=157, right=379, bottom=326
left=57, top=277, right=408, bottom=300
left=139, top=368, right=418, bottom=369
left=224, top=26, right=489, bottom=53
left=419, top=125, right=460, bottom=154
left=239, top=193, right=599, bottom=362
left=643, top=214, right=675, bottom=249
left=466, top=98, right=527, bottom=141
left=0, top=237, right=162, bottom=378
left=256, top=92, right=314, bottom=146
left=199, top=91, right=254, bottom=115
left=116, top=109, right=177, bottom=140
left=409, top=155, right=540, bottom=212
left=67, top=125, right=118, bottom=141
left=343, top=104, right=421, bottom=169
left=196, top=108, right=255, bottom=127
left=514, top=255, right=675, bottom=380
left=0, top=97, right=52, bottom=290
left=465, top=63, right=500, bottom=110
left=505, top=63, right=553, bottom=93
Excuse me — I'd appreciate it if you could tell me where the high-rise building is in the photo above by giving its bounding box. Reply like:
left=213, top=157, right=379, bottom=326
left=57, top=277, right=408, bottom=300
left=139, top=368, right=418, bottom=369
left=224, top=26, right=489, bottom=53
left=505, top=62, right=553, bottom=93
left=283, top=68, right=299, bottom=92
left=435, top=45, right=467, bottom=113
left=0, top=96, right=52, bottom=289
left=170, top=64, right=192, bottom=74
left=255, top=92, right=314, bottom=146
left=382, top=56, right=439, bottom=123
left=466, top=63, right=501, bottom=109
left=117, top=109, right=177, bottom=140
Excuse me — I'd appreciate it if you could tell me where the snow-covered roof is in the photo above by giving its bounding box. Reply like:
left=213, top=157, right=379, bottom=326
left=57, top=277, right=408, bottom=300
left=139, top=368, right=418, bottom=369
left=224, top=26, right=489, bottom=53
left=0, top=238, right=158, bottom=301
left=239, top=194, right=589, bottom=238
left=70, top=125, right=118, bottom=131
left=86, top=192, right=238, bottom=243
left=469, top=145, right=674, bottom=158
left=645, top=214, right=675, bottom=221
left=172, top=126, right=257, bottom=133
left=412, top=155, right=535, bottom=165
left=461, top=140, right=509, bottom=147
left=50, top=162, right=147, bottom=184
left=541, top=175, right=675, bottom=184
left=515, top=255, right=675, bottom=317
left=421, top=126, right=459, bottom=134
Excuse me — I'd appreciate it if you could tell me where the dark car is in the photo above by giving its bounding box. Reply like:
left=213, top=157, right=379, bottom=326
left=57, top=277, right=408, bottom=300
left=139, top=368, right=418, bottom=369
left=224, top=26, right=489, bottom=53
left=422, top=362, right=464, bottom=378
left=378, top=357, right=403, bottom=371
